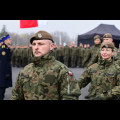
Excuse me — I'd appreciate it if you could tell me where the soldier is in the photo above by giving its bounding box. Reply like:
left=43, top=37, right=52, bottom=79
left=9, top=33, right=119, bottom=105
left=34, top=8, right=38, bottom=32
left=70, top=44, right=78, bottom=68
left=63, top=43, right=70, bottom=67
left=117, top=44, right=120, bottom=58
left=77, top=43, right=84, bottom=68
left=22, top=46, right=28, bottom=67
left=82, top=44, right=87, bottom=67
left=27, top=44, right=33, bottom=64
left=12, top=46, right=18, bottom=67
left=78, top=42, right=120, bottom=100
left=11, top=31, right=80, bottom=100
left=83, top=35, right=101, bottom=68
left=0, top=34, right=13, bottom=100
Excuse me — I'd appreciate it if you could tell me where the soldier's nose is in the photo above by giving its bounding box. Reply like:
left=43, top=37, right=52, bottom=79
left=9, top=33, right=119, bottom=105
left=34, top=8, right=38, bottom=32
left=34, top=45, right=39, bottom=49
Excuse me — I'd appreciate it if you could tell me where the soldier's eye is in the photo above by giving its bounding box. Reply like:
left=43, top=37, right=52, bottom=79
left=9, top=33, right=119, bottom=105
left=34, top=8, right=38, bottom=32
left=32, top=43, right=36, bottom=46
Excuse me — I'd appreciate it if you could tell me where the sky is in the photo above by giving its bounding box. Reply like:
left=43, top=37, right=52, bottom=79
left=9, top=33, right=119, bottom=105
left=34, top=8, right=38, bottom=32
left=0, top=20, right=120, bottom=39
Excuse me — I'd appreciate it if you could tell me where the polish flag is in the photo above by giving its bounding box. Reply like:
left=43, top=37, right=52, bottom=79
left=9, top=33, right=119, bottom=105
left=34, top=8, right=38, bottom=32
left=20, top=20, right=48, bottom=28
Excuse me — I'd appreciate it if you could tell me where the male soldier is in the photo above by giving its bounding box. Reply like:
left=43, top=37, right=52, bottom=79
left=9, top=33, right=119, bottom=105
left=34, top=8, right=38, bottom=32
left=70, top=44, right=78, bottom=68
left=0, top=34, right=12, bottom=100
left=83, top=35, right=101, bottom=68
left=27, top=44, right=33, bottom=64
left=11, top=31, right=80, bottom=100
left=77, top=43, right=84, bottom=68
left=63, top=43, right=70, bottom=67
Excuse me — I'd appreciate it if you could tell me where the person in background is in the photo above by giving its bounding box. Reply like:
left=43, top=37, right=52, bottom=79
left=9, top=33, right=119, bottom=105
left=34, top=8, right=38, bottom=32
left=0, top=34, right=12, bottom=100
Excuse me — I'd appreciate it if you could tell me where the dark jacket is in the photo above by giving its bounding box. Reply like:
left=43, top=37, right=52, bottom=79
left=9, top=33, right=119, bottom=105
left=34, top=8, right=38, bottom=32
left=0, top=43, right=12, bottom=88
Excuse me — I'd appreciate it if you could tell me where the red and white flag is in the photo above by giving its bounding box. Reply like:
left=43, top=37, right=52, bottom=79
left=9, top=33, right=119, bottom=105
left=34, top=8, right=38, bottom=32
left=20, top=20, right=38, bottom=28
left=20, top=20, right=48, bottom=28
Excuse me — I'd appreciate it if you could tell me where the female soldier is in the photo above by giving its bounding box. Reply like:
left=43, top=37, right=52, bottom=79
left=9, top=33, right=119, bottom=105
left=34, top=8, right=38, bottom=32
left=78, top=42, right=120, bottom=100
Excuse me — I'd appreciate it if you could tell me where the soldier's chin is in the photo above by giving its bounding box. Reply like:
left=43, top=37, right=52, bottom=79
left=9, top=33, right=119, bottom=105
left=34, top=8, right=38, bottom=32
left=34, top=53, right=42, bottom=57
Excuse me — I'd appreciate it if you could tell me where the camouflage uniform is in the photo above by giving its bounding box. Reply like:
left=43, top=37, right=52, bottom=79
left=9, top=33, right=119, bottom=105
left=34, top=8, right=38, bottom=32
left=63, top=45, right=70, bottom=67
left=27, top=47, right=33, bottom=64
left=83, top=44, right=101, bottom=67
left=11, top=52, right=80, bottom=100
left=78, top=57, right=120, bottom=100
left=12, top=47, right=17, bottom=67
left=77, top=46, right=84, bottom=68
left=70, top=46, right=78, bottom=68
left=22, top=47, right=28, bottom=67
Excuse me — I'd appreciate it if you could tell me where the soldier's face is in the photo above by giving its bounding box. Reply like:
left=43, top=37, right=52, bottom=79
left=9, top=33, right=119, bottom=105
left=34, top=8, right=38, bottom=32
left=5, top=39, right=12, bottom=46
left=103, top=38, right=113, bottom=43
left=32, top=40, right=54, bottom=57
left=94, top=39, right=101, bottom=45
left=100, top=48, right=115, bottom=60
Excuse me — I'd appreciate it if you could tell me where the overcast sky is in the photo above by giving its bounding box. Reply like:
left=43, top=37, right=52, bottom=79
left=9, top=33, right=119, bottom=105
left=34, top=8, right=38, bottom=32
left=0, top=20, right=120, bottom=39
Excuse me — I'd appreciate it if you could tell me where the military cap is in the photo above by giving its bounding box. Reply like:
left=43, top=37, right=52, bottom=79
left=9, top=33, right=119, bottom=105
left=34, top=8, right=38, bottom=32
left=101, top=42, right=115, bottom=49
left=30, top=31, right=54, bottom=44
left=103, top=33, right=112, bottom=38
left=0, top=34, right=11, bottom=43
left=94, top=35, right=101, bottom=40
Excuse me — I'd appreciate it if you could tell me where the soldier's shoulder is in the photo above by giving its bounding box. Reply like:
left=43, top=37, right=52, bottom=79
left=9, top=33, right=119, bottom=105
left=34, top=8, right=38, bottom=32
left=54, top=60, right=69, bottom=71
left=21, top=63, right=34, bottom=73
left=113, top=62, right=120, bottom=71
left=55, top=60, right=74, bottom=76
left=0, top=44, right=7, bottom=51
left=88, top=63, right=98, bottom=69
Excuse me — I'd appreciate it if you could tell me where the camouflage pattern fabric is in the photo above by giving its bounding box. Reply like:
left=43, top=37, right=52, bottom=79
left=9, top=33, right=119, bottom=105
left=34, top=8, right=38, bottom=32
left=11, top=51, right=80, bottom=100
left=78, top=57, right=120, bottom=100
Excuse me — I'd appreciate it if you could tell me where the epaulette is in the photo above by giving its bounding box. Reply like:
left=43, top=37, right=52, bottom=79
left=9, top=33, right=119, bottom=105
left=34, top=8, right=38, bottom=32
left=1, top=45, right=5, bottom=49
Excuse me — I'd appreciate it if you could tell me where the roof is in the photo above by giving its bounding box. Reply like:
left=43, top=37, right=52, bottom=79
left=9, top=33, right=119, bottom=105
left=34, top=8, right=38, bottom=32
left=78, top=24, right=120, bottom=40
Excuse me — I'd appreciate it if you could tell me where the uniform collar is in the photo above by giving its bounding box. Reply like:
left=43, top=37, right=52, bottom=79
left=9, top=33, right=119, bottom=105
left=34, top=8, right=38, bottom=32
left=98, top=57, right=113, bottom=67
left=32, top=51, right=55, bottom=66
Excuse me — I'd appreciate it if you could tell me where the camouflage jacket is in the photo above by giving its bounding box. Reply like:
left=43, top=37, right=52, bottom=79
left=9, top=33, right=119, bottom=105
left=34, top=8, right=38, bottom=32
left=78, top=58, right=120, bottom=100
left=63, top=45, right=70, bottom=56
left=11, top=51, right=80, bottom=100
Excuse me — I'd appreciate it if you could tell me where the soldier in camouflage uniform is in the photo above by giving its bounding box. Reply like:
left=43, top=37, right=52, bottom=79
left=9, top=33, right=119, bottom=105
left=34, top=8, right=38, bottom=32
left=28, top=45, right=33, bottom=64
left=77, top=43, right=84, bottom=68
left=70, top=44, right=78, bottom=68
left=83, top=35, right=101, bottom=68
left=11, top=31, right=80, bottom=100
left=12, top=46, right=17, bottom=67
left=63, top=43, right=70, bottom=67
left=78, top=42, right=120, bottom=100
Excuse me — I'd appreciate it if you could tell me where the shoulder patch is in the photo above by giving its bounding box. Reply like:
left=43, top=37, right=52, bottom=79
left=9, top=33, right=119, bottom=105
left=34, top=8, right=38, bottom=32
left=68, top=71, right=73, bottom=76
left=2, top=45, right=5, bottom=49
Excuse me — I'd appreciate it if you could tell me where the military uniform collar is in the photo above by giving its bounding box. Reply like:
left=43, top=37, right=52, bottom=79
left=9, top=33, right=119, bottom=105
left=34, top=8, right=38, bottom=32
left=98, top=57, right=113, bottom=67
left=94, top=43, right=101, bottom=47
left=32, top=51, right=55, bottom=66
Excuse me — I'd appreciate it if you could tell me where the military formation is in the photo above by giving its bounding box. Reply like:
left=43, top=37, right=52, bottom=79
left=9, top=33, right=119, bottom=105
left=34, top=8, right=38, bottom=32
left=9, top=34, right=120, bottom=69
left=10, top=45, right=33, bottom=67
left=1, top=30, right=120, bottom=100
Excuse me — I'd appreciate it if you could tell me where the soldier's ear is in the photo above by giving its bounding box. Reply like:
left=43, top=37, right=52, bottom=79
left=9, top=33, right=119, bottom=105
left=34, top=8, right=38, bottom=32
left=112, top=49, right=116, bottom=56
left=50, top=43, right=55, bottom=51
